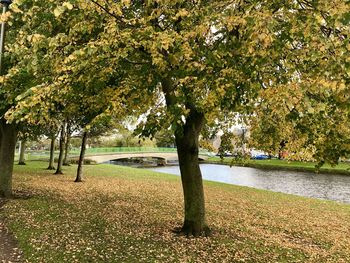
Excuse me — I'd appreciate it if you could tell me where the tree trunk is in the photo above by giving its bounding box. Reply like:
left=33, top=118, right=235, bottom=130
left=47, top=135, right=56, bottom=170
left=63, top=129, right=71, bottom=166
left=75, top=131, right=88, bottom=183
left=161, top=78, right=209, bottom=237
left=175, top=110, right=209, bottom=237
left=18, top=140, right=26, bottom=165
left=0, top=121, right=17, bottom=198
left=54, top=125, right=66, bottom=175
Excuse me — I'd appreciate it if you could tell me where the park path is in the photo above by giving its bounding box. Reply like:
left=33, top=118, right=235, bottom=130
left=0, top=199, right=23, bottom=263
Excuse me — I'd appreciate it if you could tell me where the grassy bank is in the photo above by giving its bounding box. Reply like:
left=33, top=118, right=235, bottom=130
left=206, top=157, right=350, bottom=175
left=2, top=161, right=350, bottom=262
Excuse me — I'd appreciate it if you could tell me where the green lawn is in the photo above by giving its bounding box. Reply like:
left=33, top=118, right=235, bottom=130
left=2, top=161, right=350, bottom=262
left=207, top=157, right=350, bottom=175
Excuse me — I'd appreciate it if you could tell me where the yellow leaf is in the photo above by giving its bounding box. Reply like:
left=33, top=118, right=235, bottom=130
left=54, top=6, right=65, bottom=17
left=63, top=2, right=74, bottom=10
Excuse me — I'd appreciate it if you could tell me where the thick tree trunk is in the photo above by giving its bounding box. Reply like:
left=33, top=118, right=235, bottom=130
left=18, top=140, right=26, bottom=165
left=0, top=121, right=17, bottom=198
left=75, top=131, right=88, bottom=183
left=162, top=78, right=209, bottom=237
left=175, top=110, right=209, bottom=237
left=54, top=125, right=66, bottom=175
left=63, top=131, right=71, bottom=166
left=47, top=135, right=56, bottom=170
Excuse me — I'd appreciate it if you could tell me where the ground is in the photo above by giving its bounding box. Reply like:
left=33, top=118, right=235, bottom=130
left=0, top=199, right=22, bottom=263
left=1, top=161, right=350, bottom=262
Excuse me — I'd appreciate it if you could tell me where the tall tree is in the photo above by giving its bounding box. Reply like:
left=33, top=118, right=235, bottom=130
left=47, top=134, right=56, bottom=170
left=75, top=130, right=87, bottom=183
left=54, top=123, right=66, bottom=175
left=63, top=122, right=73, bottom=166
left=87, top=0, right=350, bottom=236
left=4, top=0, right=110, bottom=186
left=18, top=140, right=26, bottom=165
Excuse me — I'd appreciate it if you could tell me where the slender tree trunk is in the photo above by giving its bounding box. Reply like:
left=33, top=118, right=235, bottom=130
left=63, top=129, right=71, bottom=166
left=175, top=110, right=209, bottom=237
left=47, top=135, right=56, bottom=170
left=75, top=131, right=88, bottom=183
left=18, top=140, right=26, bottom=165
left=54, top=125, right=66, bottom=175
left=0, top=121, right=17, bottom=198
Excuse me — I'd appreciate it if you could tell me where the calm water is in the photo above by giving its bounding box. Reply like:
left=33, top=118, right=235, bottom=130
left=145, top=164, right=350, bottom=204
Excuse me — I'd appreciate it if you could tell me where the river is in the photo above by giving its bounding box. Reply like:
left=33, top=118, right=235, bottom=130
left=144, top=164, right=350, bottom=204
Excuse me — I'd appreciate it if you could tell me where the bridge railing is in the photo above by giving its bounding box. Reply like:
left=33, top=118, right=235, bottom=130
left=82, top=147, right=178, bottom=155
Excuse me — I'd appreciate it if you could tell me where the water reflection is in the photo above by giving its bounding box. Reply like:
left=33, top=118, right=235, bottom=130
left=145, top=164, right=350, bottom=204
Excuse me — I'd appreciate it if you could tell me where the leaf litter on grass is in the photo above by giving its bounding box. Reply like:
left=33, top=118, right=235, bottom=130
left=2, top=163, right=350, bottom=262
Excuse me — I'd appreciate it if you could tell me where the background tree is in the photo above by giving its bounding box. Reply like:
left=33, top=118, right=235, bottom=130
left=75, top=114, right=116, bottom=182
left=154, top=129, right=175, bottom=148
left=5, top=0, right=109, bottom=178
left=63, top=121, right=75, bottom=166
left=54, top=122, right=66, bottom=175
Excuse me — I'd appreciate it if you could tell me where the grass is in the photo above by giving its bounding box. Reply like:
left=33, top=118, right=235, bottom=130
left=2, top=161, right=350, bottom=262
left=207, top=157, right=350, bottom=175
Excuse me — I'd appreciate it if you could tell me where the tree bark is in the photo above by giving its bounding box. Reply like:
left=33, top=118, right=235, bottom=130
left=63, top=128, right=71, bottom=166
left=18, top=140, right=26, bottom=165
left=47, top=135, right=56, bottom=170
left=75, top=131, right=88, bottom=183
left=175, top=109, right=209, bottom=237
left=54, top=125, right=66, bottom=175
left=0, top=121, right=17, bottom=198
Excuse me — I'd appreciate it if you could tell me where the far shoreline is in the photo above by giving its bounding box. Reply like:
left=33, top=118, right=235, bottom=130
left=203, top=157, right=350, bottom=176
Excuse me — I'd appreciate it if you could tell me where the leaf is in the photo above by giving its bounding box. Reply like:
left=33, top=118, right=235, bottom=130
left=53, top=6, right=65, bottom=17
left=63, top=2, right=74, bottom=10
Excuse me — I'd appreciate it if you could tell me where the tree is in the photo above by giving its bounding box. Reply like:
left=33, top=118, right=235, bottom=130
left=249, top=1, right=350, bottom=166
left=54, top=122, right=66, bottom=175
left=87, top=0, right=350, bottom=236
left=75, top=130, right=87, bottom=183
left=0, top=14, right=38, bottom=196
left=18, top=140, right=26, bottom=165
left=75, top=115, right=116, bottom=182
left=47, top=133, right=56, bottom=170
left=0, top=120, right=17, bottom=197
left=5, top=0, right=111, bottom=179
left=16, top=124, right=48, bottom=166
left=63, top=121, right=74, bottom=166
left=154, top=129, right=175, bottom=148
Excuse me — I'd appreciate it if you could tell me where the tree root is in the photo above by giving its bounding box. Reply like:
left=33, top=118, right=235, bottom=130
left=173, top=224, right=212, bottom=238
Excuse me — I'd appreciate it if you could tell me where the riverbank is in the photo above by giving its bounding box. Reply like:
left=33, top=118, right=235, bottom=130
left=206, top=157, right=350, bottom=175
left=2, top=161, right=350, bottom=262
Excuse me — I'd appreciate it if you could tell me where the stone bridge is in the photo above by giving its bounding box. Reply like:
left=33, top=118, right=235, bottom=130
left=87, top=152, right=209, bottom=164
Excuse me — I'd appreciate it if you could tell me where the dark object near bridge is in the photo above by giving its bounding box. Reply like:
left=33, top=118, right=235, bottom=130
left=251, top=154, right=270, bottom=160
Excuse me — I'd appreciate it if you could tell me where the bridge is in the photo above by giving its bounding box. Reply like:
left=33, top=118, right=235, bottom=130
left=86, top=152, right=209, bottom=164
